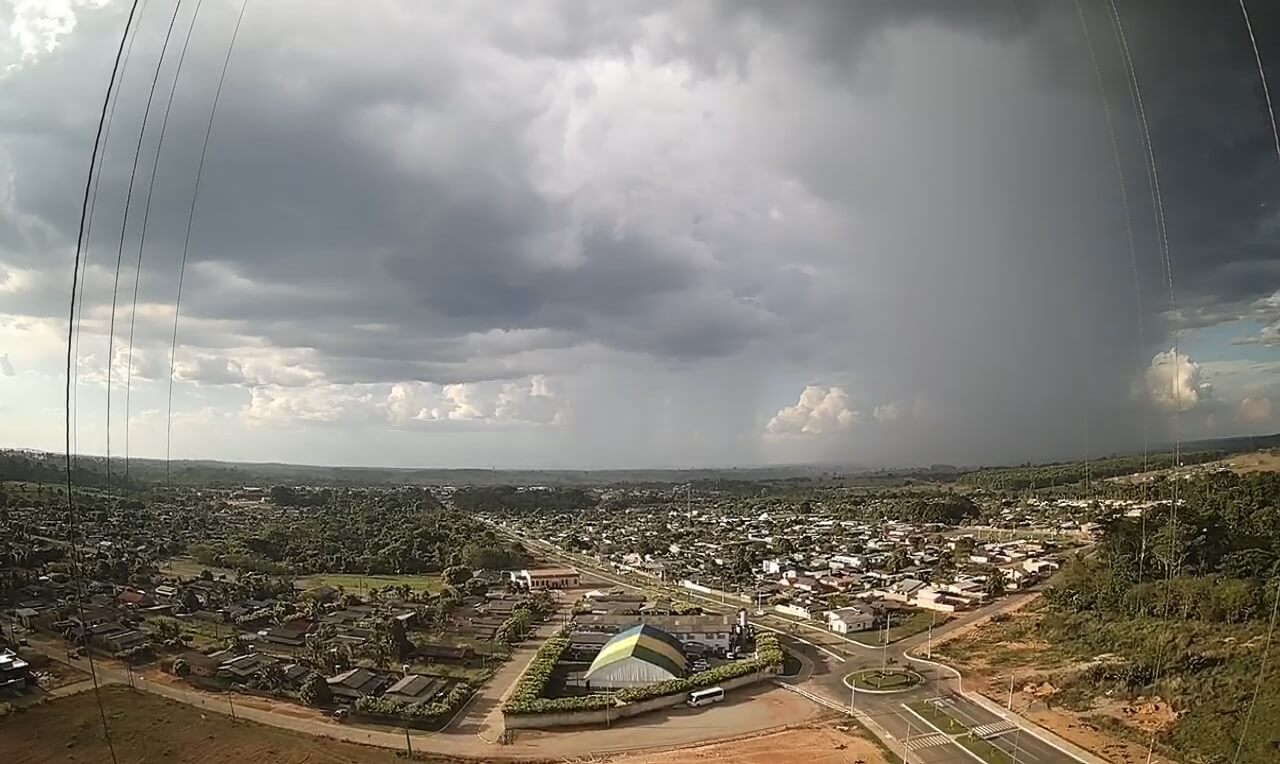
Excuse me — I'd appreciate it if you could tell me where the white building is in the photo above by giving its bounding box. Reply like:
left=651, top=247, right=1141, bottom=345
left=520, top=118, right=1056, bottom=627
left=826, top=606, right=874, bottom=634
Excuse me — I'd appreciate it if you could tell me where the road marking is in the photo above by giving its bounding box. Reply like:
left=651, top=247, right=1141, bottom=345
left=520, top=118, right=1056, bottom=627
left=972, top=720, right=1017, bottom=739
left=905, top=732, right=951, bottom=751
left=899, top=703, right=988, bottom=764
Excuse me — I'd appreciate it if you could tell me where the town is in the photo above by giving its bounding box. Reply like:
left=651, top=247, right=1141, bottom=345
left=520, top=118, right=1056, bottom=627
left=4, top=448, right=1280, bottom=764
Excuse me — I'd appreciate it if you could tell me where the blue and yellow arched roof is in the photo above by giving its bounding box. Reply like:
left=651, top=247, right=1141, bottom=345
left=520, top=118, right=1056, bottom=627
left=586, top=624, right=687, bottom=679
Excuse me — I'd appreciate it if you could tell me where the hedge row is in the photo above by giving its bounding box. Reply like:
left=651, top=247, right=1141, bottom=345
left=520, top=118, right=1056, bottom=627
left=756, top=633, right=784, bottom=668
left=504, top=637, right=614, bottom=714
left=504, top=633, right=786, bottom=715
left=613, top=633, right=783, bottom=703
left=354, top=682, right=473, bottom=721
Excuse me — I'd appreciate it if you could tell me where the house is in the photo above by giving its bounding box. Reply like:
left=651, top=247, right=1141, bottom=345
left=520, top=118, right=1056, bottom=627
left=567, top=631, right=614, bottom=659
left=280, top=662, right=310, bottom=689
left=480, top=598, right=523, bottom=617
left=774, top=602, right=823, bottom=621
left=826, top=606, right=874, bottom=634
left=0, top=649, right=30, bottom=694
left=154, top=585, right=179, bottom=604
left=259, top=623, right=310, bottom=646
left=92, top=626, right=149, bottom=656
left=117, top=589, right=156, bottom=609
left=179, top=650, right=226, bottom=678
left=219, top=653, right=277, bottom=681
left=1022, top=558, right=1059, bottom=576
left=913, top=587, right=966, bottom=613
left=510, top=567, right=580, bottom=590
left=326, top=667, right=393, bottom=701
left=382, top=674, right=446, bottom=704
left=13, top=607, right=40, bottom=629
left=572, top=614, right=739, bottom=653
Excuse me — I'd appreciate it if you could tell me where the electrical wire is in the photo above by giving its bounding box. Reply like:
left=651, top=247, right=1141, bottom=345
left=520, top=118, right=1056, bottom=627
left=71, top=0, right=151, bottom=467
left=165, top=0, right=251, bottom=487
left=104, top=0, right=185, bottom=494
left=1230, top=4, right=1280, bottom=759
left=1075, top=0, right=1152, bottom=594
left=1106, top=2, right=1186, bottom=761
left=124, top=0, right=208, bottom=483
left=63, top=3, right=145, bottom=762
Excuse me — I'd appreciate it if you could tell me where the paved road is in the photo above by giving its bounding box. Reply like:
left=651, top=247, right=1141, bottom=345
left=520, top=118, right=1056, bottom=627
left=493, top=522, right=1090, bottom=764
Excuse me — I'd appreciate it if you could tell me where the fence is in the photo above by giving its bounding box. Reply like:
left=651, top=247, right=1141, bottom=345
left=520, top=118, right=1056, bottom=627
left=504, top=670, right=771, bottom=729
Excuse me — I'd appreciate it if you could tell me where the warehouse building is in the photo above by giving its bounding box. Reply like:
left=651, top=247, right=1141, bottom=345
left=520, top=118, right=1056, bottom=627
left=583, top=624, right=687, bottom=689
left=510, top=566, right=580, bottom=590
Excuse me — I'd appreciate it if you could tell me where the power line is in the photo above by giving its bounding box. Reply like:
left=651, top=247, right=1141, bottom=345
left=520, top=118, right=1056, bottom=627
left=166, top=0, right=251, bottom=486
left=1106, top=3, right=1186, bottom=761
left=124, top=0, right=208, bottom=483
left=1075, top=0, right=1152, bottom=593
left=71, top=0, right=152, bottom=465
left=63, top=2, right=146, bottom=762
left=104, top=0, right=186, bottom=493
left=1231, top=3, right=1280, bottom=759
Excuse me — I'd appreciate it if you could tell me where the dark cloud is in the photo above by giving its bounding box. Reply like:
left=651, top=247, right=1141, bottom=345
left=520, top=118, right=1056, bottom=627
left=2, top=0, right=1278, bottom=467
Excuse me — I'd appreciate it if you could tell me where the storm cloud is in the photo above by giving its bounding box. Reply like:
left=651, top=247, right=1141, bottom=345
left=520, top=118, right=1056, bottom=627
left=1, top=0, right=1278, bottom=468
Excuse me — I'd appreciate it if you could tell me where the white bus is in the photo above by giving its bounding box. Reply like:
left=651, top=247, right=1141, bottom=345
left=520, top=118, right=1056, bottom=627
left=686, top=686, right=725, bottom=707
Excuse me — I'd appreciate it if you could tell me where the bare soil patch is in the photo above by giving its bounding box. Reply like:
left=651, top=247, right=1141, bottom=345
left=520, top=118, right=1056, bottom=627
left=0, top=687, right=476, bottom=764
left=609, top=723, right=888, bottom=764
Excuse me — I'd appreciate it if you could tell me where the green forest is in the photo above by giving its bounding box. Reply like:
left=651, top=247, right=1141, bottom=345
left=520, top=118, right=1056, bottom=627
left=1039, top=472, right=1280, bottom=763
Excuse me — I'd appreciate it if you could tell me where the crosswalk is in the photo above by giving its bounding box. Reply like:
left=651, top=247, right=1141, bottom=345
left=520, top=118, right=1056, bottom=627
left=971, top=720, right=1018, bottom=739
left=904, top=733, right=951, bottom=751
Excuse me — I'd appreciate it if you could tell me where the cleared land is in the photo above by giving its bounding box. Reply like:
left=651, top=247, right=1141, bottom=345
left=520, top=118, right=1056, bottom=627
left=158, top=557, right=239, bottom=581
left=0, top=687, right=465, bottom=764
left=933, top=607, right=1177, bottom=764
left=612, top=723, right=889, bottom=764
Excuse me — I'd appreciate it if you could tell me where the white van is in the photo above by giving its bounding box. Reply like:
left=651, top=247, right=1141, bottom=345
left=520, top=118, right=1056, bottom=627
left=686, top=686, right=725, bottom=707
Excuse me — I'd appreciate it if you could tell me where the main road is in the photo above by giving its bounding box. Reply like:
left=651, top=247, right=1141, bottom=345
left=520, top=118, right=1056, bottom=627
left=489, top=517, right=1096, bottom=764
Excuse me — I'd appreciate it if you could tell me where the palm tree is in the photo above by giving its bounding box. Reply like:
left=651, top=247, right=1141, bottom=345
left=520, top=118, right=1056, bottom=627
left=985, top=569, right=1007, bottom=598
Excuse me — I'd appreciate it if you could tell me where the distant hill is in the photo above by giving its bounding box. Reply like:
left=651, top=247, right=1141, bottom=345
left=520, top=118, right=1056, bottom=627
left=3, top=431, right=1276, bottom=489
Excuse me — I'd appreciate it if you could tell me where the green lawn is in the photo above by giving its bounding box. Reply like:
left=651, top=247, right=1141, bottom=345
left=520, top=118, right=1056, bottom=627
left=411, top=661, right=495, bottom=683
left=847, top=669, right=921, bottom=690
left=855, top=610, right=944, bottom=644
left=293, top=572, right=442, bottom=593
left=956, top=734, right=1018, bottom=764
left=907, top=700, right=968, bottom=735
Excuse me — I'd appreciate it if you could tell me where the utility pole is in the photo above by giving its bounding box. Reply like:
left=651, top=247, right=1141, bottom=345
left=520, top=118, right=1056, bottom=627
left=903, top=718, right=913, bottom=764
left=849, top=680, right=856, bottom=712
left=927, top=612, right=935, bottom=660
left=881, top=611, right=891, bottom=672
left=228, top=689, right=237, bottom=721
left=404, top=724, right=413, bottom=757
left=1007, top=673, right=1015, bottom=711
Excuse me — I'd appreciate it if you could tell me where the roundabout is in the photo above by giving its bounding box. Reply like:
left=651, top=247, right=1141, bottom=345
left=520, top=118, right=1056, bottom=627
left=842, top=668, right=924, bottom=693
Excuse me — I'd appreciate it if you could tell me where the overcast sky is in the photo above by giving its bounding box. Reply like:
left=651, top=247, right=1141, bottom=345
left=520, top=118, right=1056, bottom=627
left=2, top=0, right=1279, bottom=469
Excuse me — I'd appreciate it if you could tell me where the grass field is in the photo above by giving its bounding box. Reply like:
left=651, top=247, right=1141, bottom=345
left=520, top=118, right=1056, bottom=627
left=907, top=700, right=967, bottom=734
left=159, top=557, right=239, bottom=581
left=0, top=687, right=462, bottom=763
left=855, top=610, right=944, bottom=644
left=293, top=572, right=442, bottom=593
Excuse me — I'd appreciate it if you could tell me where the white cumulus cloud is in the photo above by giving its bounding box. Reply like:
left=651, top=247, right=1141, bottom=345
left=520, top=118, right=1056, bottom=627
left=3, top=0, right=111, bottom=75
left=1237, top=396, right=1273, bottom=424
left=873, top=402, right=901, bottom=424
left=1137, top=348, right=1212, bottom=412
left=767, top=385, right=856, bottom=435
left=385, top=376, right=564, bottom=426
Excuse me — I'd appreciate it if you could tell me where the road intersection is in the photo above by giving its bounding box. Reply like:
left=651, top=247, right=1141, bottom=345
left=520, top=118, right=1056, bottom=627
left=493, top=520, right=1090, bottom=764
